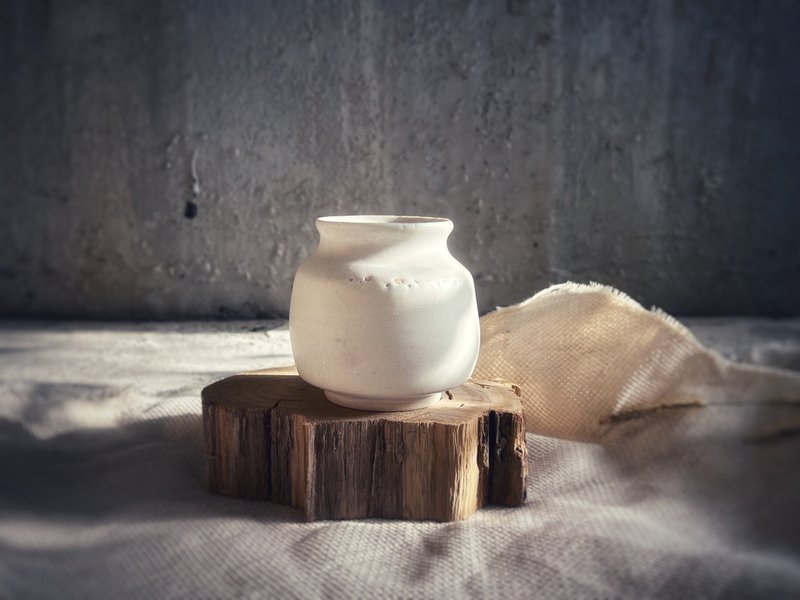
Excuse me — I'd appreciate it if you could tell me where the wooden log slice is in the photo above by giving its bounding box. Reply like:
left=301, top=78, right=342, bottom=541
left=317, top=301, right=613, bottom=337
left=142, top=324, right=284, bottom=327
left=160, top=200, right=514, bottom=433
left=202, top=369, right=526, bottom=521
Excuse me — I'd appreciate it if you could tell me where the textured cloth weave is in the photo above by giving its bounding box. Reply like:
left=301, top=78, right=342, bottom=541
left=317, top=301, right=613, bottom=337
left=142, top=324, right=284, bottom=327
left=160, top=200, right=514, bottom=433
left=1, top=284, right=799, bottom=598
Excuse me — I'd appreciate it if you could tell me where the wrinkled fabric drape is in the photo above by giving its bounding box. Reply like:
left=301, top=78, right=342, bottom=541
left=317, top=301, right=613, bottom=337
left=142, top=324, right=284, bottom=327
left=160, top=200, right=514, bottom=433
left=474, top=283, right=800, bottom=596
left=476, top=283, right=800, bottom=443
left=1, top=284, right=799, bottom=598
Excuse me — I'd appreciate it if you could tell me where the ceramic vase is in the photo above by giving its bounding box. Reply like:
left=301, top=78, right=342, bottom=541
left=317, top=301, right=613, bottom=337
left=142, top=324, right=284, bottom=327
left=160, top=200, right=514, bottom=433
left=289, top=215, right=480, bottom=411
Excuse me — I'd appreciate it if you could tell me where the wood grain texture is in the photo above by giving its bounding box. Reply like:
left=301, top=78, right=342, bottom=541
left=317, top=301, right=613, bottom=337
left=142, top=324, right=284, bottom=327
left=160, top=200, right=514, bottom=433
left=202, top=368, right=526, bottom=521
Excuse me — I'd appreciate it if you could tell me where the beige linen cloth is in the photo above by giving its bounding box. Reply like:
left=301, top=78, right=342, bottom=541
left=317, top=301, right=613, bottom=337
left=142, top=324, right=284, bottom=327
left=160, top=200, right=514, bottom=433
left=476, top=283, right=800, bottom=596
left=477, top=282, right=800, bottom=443
left=1, top=283, right=799, bottom=598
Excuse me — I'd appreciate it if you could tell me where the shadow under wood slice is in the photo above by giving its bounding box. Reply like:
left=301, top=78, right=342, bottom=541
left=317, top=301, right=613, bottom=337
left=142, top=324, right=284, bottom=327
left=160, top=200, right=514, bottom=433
left=202, top=370, right=527, bottom=521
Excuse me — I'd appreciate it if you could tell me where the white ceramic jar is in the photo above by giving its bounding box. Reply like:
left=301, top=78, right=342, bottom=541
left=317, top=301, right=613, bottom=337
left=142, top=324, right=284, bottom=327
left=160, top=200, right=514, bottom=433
left=289, top=215, right=480, bottom=411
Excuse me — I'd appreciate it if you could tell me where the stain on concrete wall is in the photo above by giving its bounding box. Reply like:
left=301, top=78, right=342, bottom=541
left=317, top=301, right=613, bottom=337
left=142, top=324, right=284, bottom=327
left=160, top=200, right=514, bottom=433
left=1, top=0, right=798, bottom=318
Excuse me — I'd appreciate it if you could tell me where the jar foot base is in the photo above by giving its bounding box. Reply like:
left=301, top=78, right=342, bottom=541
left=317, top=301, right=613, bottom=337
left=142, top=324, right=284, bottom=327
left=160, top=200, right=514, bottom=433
left=323, top=390, right=442, bottom=412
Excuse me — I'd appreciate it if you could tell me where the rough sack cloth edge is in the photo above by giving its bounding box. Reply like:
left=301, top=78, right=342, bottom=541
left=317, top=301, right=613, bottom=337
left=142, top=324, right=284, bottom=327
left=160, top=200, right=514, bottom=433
left=473, top=282, right=800, bottom=443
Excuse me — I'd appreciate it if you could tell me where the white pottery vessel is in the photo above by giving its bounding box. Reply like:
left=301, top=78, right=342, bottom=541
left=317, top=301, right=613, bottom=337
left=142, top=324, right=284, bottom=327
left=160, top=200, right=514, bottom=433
left=289, top=215, right=480, bottom=411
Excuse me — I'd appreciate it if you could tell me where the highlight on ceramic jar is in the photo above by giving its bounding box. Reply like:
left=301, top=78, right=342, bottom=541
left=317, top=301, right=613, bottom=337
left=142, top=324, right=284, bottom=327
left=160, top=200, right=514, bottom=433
left=289, top=215, right=480, bottom=411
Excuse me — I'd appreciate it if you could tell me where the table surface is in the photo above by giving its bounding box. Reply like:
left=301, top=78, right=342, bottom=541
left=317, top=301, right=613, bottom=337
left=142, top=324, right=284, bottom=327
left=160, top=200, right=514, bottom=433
left=1, top=317, right=798, bottom=598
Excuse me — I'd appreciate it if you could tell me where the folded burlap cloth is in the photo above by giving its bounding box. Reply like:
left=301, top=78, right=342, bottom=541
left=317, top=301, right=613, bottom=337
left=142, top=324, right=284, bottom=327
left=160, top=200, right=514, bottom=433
left=475, top=282, right=800, bottom=592
left=476, top=282, right=800, bottom=444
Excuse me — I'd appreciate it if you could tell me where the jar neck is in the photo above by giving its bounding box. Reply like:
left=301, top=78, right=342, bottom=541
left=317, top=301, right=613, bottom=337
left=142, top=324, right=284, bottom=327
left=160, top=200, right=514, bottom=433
left=315, top=216, right=453, bottom=255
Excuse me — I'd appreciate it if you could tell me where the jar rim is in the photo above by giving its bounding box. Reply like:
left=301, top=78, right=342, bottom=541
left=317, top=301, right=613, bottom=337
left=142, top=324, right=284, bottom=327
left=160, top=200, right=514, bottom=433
left=317, top=215, right=451, bottom=226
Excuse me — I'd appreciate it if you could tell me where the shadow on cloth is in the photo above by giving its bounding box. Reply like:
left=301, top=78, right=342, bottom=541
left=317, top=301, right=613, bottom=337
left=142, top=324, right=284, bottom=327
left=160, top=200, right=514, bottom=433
left=0, top=415, right=302, bottom=524
left=597, top=400, right=800, bottom=555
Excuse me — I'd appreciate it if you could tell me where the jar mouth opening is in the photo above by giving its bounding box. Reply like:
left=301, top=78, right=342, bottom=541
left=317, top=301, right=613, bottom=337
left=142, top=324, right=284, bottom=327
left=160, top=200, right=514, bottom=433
left=318, top=215, right=451, bottom=226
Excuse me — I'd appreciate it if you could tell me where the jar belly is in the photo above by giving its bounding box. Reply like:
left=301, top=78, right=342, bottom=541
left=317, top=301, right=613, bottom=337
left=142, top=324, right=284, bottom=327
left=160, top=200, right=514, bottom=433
left=290, top=268, right=479, bottom=398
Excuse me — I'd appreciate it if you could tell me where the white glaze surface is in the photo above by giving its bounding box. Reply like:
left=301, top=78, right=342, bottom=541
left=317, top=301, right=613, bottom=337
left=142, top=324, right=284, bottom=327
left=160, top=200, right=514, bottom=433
left=289, top=215, right=480, bottom=410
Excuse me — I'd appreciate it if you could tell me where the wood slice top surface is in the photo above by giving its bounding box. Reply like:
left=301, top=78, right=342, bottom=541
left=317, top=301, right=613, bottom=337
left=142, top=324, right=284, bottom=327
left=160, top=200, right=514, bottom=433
left=203, top=368, right=522, bottom=423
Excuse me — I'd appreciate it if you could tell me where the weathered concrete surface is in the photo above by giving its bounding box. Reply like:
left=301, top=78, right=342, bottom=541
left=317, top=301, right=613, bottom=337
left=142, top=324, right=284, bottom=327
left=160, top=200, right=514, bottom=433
left=1, top=0, right=798, bottom=318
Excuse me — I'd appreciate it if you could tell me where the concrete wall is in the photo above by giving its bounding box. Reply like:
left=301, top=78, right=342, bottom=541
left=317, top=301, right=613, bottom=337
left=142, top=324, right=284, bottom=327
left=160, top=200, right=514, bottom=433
left=1, top=0, right=798, bottom=319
